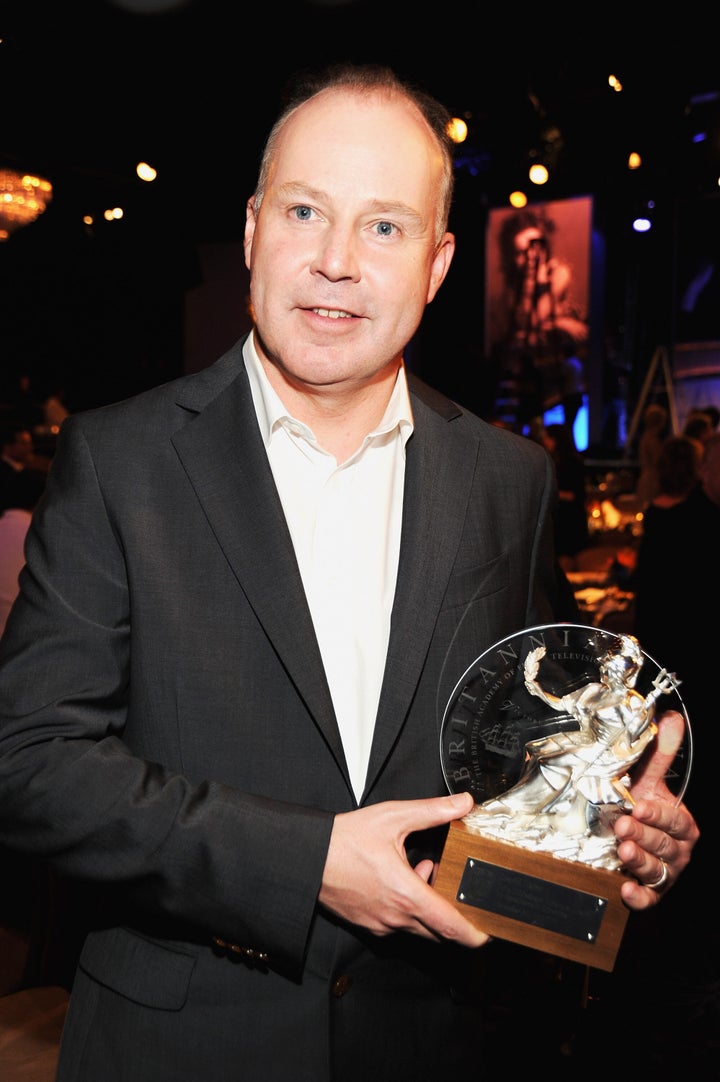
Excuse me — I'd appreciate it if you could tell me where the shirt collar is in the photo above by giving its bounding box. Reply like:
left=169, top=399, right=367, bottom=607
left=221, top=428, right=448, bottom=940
left=243, top=331, right=414, bottom=451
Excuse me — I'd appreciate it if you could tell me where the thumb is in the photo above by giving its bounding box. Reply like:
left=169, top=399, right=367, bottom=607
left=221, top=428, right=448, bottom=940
left=417, top=792, right=474, bottom=822
left=631, top=710, right=686, bottom=801
left=443, top=791, right=475, bottom=819
left=390, top=791, right=474, bottom=862
left=406, top=791, right=474, bottom=832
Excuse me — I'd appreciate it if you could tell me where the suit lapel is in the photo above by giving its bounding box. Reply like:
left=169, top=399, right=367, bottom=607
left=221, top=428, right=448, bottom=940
left=170, top=351, right=479, bottom=800
left=171, top=351, right=348, bottom=779
left=364, top=385, right=479, bottom=796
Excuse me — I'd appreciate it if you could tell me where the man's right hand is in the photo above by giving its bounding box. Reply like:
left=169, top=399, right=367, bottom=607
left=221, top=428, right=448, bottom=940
left=318, top=792, right=490, bottom=948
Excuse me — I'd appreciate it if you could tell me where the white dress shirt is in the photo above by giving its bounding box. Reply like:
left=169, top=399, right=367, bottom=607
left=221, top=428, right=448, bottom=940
left=243, top=335, right=414, bottom=800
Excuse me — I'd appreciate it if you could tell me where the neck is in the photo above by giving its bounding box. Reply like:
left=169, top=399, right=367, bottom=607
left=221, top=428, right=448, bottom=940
left=261, top=361, right=401, bottom=465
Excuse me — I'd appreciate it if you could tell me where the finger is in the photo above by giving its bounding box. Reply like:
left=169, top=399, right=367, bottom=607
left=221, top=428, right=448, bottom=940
left=413, top=858, right=435, bottom=884
left=619, top=796, right=697, bottom=841
left=615, top=799, right=697, bottom=908
left=416, top=877, right=491, bottom=947
left=620, top=875, right=664, bottom=910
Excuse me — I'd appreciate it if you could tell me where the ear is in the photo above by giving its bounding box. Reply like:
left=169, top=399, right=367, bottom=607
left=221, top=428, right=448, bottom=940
left=244, top=197, right=258, bottom=271
left=426, top=232, right=455, bottom=303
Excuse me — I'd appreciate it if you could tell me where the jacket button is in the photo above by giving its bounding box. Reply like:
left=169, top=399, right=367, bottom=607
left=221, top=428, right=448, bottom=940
left=331, top=974, right=353, bottom=997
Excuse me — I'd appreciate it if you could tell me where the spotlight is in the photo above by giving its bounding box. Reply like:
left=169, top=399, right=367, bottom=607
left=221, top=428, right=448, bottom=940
left=529, top=163, right=549, bottom=185
left=632, top=199, right=655, bottom=233
left=446, top=117, right=468, bottom=144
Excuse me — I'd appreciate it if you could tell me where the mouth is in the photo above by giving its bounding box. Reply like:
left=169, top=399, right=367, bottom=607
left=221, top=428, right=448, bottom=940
left=311, top=308, right=355, bottom=320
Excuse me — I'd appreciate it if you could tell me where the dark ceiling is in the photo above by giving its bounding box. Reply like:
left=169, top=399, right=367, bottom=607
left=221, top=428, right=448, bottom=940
left=4, top=0, right=720, bottom=243
left=3, top=0, right=720, bottom=417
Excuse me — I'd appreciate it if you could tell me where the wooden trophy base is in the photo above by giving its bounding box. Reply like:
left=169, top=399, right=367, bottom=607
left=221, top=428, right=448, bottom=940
left=434, top=819, right=630, bottom=972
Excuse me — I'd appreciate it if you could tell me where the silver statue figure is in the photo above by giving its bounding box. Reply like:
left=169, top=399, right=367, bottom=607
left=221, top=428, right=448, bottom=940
left=464, top=634, right=680, bottom=869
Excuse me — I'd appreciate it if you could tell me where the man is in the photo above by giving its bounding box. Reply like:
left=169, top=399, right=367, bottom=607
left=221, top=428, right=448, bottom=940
left=557, top=340, right=585, bottom=448
left=0, top=64, right=698, bottom=1081
left=0, top=467, right=46, bottom=636
left=0, top=417, right=37, bottom=514
left=699, top=428, right=720, bottom=504
left=633, top=431, right=720, bottom=828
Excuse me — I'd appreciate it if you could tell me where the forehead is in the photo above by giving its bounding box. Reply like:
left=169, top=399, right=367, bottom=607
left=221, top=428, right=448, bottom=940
left=270, top=87, right=443, bottom=193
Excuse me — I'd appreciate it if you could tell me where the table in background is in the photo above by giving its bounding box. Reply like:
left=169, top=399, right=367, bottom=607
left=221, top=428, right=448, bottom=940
left=0, top=985, right=68, bottom=1082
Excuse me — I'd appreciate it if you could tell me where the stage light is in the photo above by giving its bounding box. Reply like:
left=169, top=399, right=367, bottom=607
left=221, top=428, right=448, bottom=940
left=529, top=163, right=549, bottom=185
left=446, top=117, right=468, bottom=144
left=632, top=198, right=655, bottom=233
left=136, top=161, right=158, bottom=182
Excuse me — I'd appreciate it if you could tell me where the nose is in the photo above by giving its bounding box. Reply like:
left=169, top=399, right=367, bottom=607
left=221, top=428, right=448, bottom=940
left=310, top=223, right=360, bottom=283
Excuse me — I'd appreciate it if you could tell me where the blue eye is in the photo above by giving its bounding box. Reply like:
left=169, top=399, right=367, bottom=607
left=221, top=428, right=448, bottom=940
left=294, top=206, right=313, bottom=221
left=375, top=221, right=395, bottom=236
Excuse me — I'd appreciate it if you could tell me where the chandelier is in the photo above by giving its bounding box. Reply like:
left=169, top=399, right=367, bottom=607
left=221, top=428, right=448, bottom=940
left=0, top=168, right=53, bottom=241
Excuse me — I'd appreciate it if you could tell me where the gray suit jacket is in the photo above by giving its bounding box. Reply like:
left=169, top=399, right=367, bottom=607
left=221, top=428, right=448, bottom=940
left=0, top=338, right=563, bottom=1081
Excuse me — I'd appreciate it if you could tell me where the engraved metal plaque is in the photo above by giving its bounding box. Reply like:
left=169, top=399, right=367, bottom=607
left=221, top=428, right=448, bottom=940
left=457, top=857, right=606, bottom=942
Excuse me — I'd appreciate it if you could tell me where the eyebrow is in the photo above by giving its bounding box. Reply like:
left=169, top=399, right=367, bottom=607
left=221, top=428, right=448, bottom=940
left=277, top=181, right=326, bottom=204
left=277, top=182, right=426, bottom=231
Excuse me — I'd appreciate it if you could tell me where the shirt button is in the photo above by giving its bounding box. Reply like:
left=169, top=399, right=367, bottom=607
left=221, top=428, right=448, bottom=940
left=331, top=974, right=353, bottom=997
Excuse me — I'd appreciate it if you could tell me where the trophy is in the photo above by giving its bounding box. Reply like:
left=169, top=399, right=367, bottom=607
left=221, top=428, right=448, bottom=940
left=434, top=623, right=691, bottom=971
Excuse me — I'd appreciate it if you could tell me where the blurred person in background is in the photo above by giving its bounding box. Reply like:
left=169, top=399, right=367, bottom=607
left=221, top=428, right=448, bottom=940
left=544, top=422, right=589, bottom=569
left=634, top=434, right=707, bottom=672
left=0, top=468, right=46, bottom=637
left=634, top=402, right=668, bottom=510
left=0, top=417, right=41, bottom=514
left=699, top=402, right=719, bottom=432
left=1, top=372, right=43, bottom=432
left=634, top=431, right=720, bottom=729
left=41, top=381, right=71, bottom=431
left=620, top=436, right=720, bottom=1080
left=557, top=340, right=585, bottom=450
left=682, top=407, right=713, bottom=447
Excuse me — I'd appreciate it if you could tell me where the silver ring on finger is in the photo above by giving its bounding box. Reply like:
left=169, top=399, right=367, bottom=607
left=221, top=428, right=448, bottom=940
left=647, top=859, right=669, bottom=890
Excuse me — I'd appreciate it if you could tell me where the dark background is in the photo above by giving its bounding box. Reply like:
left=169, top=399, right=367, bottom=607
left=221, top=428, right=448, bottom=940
left=3, top=0, right=720, bottom=444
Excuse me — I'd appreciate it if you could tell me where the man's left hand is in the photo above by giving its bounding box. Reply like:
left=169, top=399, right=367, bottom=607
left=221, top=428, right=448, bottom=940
left=614, top=710, right=700, bottom=908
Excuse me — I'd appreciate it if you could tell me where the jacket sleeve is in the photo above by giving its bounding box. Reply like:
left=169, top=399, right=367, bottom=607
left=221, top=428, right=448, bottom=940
left=0, top=415, right=333, bottom=972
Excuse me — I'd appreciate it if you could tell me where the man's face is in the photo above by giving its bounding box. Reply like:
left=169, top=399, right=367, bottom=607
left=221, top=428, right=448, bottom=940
left=244, top=87, right=454, bottom=394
